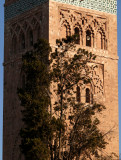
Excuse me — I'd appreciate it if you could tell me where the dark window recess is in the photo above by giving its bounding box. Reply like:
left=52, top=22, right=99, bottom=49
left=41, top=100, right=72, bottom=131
left=29, top=31, right=33, bottom=46
left=75, top=27, right=80, bottom=44
left=82, top=20, right=84, bottom=25
left=21, top=34, right=25, bottom=49
left=101, top=37, right=103, bottom=49
left=86, top=88, right=90, bottom=103
left=86, top=30, right=91, bottom=47
left=77, top=86, right=81, bottom=102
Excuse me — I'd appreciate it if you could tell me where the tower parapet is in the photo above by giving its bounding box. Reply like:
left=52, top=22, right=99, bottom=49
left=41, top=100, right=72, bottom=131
left=4, top=0, right=48, bottom=22
left=5, top=0, right=117, bottom=22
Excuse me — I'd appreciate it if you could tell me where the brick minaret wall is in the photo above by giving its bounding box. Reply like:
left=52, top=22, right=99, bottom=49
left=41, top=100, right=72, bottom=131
left=3, top=1, right=49, bottom=159
left=49, top=1, right=119, bottom=155
left=3, top=0, right=119, bottom=159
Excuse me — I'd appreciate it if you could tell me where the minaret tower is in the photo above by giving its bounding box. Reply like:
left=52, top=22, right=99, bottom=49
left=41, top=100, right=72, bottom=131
left=3, top=0, right=49, bottom=159
left=3, top=0, right=118, bottom=159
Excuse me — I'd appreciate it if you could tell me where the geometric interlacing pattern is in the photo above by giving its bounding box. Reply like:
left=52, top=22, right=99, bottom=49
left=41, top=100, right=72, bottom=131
left=5, top=0, right=48, bottom=21
left=54, top=0, right=117, bottom=15
left=5, top=0, right=117, bottom=22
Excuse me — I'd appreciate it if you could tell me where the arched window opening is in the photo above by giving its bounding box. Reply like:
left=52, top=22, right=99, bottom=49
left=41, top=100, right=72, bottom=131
left=29, top=30, right=33, bottom=46
left=20, top=33, right=25, bottom=50
left=86, top=30, right=91, bottom=47
left=75, top=27, right=80, bottom=44
left=76, top=86, right=81, bottom=102
left=94, top=21, right=96, bottom=28
left=86, top=88, right=90, bottom=103
left=82, top=20, right=84, bottom=25
left=12, top=36, right=17, bottom=54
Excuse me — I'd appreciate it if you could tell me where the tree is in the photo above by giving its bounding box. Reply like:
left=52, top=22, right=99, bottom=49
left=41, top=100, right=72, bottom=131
left=17, top=39, right=63, bottom=160
left=50, top=36, right=118, bottom=160
left=18, top=37, right=118, bottom=160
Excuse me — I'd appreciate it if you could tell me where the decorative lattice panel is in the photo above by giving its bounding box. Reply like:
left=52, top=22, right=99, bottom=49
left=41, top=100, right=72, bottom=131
left=54, top=0, right=117, bottom=15
left=5, top=0, right=48, bottom=21
left=5, top=0, right=117, bottom=22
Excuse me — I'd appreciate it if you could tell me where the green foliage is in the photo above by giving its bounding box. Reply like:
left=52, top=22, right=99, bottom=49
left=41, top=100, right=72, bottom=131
left=17, top=39, right=63, bottom=160
left=68, top=104, right=107, bottom=159
left=18, top=37, right=118, bottom=160
left=49, top=36, right=117, bottom=160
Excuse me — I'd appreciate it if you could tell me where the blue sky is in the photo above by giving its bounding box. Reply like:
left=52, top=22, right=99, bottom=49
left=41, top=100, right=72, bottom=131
left=0, top=0, right=121, bottom=160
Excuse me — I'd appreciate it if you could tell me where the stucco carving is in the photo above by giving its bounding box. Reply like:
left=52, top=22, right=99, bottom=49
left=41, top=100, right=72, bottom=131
left=59, top=8, right=108, bottom=50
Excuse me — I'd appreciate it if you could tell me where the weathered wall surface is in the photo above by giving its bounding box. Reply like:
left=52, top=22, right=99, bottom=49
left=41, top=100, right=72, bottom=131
left=3, top=0, right=119, bottom=159
left=3, top=2, right=49, bottom=160
left=49, top=0, right=119, bottom=155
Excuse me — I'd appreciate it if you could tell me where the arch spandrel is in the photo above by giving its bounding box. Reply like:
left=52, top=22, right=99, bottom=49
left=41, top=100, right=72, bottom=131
left=60, top=20, right=71, bottom=38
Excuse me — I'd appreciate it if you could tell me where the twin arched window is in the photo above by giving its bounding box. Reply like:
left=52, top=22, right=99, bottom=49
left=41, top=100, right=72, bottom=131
left=74, top=27, right=93, bottom=47
left=11, top=26, right=41, bottom=54
left=19, top=30, right=33, bottom=51
left=61, top=23, right=106, bottom=50
left=76, top=86, right=92, bottom=103
left=73, top=27, right=107, bottom=50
